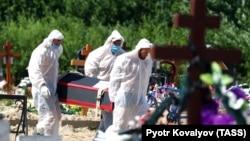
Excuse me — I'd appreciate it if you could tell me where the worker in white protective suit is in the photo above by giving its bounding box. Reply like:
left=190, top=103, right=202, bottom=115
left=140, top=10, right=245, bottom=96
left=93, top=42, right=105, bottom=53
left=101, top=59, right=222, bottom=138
left=84, top=30, right=126, bottom=134
left=28, top=29, right=64, bottom=136
left=106, top=38, right=153, bottom=135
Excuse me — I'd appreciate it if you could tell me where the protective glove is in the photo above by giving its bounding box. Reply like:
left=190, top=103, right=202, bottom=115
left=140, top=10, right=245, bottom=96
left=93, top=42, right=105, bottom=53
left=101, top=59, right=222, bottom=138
left=40, top=86, right=51, bottom=99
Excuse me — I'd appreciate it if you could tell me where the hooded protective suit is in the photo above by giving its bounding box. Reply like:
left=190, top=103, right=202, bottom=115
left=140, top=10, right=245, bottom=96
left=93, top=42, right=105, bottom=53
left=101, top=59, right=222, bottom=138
left=107, top=38, right=153, bottom=133
left=85, top=30, right=125, bottom=81
left=84, top=30, right=126, bottom=132
left=28, top=29, right=64, bottom=136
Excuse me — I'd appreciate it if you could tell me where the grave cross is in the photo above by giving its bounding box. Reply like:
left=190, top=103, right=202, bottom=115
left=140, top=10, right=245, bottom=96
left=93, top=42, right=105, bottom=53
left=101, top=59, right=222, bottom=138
left=70, top=44, right=92, bottom=116
left=70, top=44, right=92, bottom=73
left=151, top=0, right=241, bottom=124
left=0, top=41, right=21, bottom=94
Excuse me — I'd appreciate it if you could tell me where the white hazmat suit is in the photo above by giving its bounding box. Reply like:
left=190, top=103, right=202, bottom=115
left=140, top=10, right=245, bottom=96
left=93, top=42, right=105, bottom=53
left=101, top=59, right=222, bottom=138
left=85, top=30, right=125, bottom=81
left=107, top=38, right=153, bottom=133
left=84, top=30, right=126, bottom=133
left=28, top=29, right=63, bottom=136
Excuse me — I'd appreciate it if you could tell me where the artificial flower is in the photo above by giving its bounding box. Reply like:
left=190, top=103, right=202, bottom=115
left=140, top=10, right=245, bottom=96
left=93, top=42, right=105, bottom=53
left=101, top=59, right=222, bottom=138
left=200, top=61, right=248, bottom=124
left=199, top=62, right=233, bottom=86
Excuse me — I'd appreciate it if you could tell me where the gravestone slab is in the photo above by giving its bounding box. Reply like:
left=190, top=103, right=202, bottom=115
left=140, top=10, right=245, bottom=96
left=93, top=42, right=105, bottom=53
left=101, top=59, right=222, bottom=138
left=16, top=135, right=62, bottom=141
left=0, top=120, right=10, bottom=141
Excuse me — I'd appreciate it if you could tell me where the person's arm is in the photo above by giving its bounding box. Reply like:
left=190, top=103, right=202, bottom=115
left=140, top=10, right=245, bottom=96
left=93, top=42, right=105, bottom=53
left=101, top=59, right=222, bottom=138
left=28, top=49, right=46, bottom=90
left=109, top=57, right=124, bottom=102
left=84, top=50, right=100, bottom=77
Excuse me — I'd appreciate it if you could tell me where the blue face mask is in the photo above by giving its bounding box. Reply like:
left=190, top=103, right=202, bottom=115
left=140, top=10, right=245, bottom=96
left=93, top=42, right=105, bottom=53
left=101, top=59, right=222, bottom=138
left=111, top=45, right=121, bottom=53
left=52, top=44, right=59, bottom=50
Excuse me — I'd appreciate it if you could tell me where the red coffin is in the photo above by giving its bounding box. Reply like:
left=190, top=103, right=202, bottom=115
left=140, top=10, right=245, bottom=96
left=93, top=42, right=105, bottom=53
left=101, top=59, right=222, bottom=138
left=57, top=71, right=113, bottom=111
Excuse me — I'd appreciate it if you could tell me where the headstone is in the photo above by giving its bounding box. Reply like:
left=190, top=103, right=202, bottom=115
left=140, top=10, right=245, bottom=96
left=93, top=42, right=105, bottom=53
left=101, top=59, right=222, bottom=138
left=16, top=135, right=62, bottom=141
left=0, top=120, right=10, bottom=141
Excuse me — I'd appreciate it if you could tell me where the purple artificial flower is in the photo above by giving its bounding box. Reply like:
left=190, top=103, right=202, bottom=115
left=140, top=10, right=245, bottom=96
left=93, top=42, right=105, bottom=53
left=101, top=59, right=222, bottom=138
left=201, top=99, right=236, bottom=125
left=201, top=99, right=219, bottom=125
left=212, top=113, right=236, bottom=125
left=226, top=86, right=247, bottom=110
left=228, top=86, right=246, bottom=99
left=160, top=88, right=165, bottom=93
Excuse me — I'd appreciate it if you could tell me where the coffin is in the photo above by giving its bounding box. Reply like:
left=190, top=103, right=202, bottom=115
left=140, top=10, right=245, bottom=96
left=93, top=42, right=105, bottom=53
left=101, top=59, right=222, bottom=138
left=57, top=71, right=113, bottom=111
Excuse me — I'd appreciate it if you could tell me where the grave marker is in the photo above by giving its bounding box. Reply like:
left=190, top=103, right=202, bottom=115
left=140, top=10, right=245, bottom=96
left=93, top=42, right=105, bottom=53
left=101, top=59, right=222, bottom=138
left=151, top=0, right=241, bottom=124
left=0, top=41, right=21, bottom=94
left=70, top=44, right=92, bottom=116
left=71, top=44, right=92, bottom=73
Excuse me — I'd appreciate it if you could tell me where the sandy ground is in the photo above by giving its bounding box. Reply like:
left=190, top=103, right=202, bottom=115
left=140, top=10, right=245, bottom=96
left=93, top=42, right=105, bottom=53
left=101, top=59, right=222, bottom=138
left=1, top=107, right=99, bottom=141
left=1, top=100, right=187, bottom=141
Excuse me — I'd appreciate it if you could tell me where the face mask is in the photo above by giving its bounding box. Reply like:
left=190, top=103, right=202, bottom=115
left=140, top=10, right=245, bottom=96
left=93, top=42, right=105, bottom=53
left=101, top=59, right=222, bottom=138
left=111, top=45, right=121, bottom=53
left=52, top=44, right=59, bottom=50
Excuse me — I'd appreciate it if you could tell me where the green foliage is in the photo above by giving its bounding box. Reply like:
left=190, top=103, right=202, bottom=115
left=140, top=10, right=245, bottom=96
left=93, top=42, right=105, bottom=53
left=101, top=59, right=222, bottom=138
left=60, top=104, right=82, bottom=115
left=87, top=125, right=98, bottom=131
left=0, top=0, right=249, bottom=84
left=0, top=99, right=13, bottom=106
